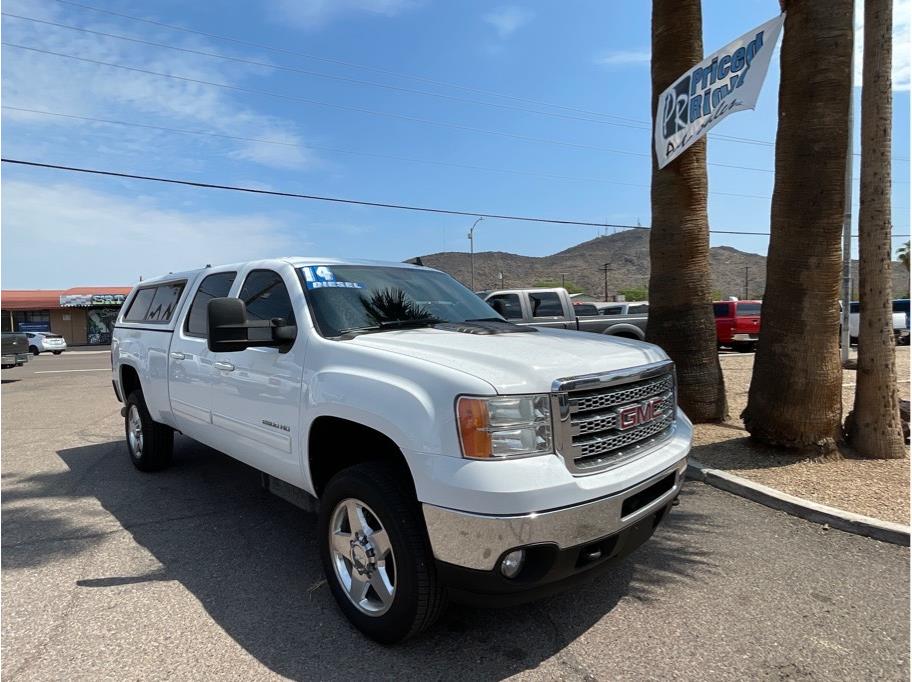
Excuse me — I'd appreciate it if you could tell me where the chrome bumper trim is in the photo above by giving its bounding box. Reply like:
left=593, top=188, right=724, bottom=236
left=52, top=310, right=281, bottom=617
left=422, top=456, right=687, bottom=571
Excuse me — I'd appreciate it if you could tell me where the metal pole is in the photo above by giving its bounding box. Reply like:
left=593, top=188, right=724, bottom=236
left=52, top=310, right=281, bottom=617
left=468, top=217, right=483, bottom=291
left=840, top=5, right=855, bottom=364
left=744, top=266, right=749, bottom=299
left=602, top=263, right=609, bottom=301
left=561, top=273, right=566, bottom=288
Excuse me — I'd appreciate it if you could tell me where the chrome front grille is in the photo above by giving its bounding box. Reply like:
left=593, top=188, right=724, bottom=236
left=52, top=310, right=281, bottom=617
left=551, top=361, right=676, bottom=474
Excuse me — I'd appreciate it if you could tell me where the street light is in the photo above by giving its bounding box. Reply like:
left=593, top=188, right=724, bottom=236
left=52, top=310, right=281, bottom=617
left=468, top=216, right=484, bottom=291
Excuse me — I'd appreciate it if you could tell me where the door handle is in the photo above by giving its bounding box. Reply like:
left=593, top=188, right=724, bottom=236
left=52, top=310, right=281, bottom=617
left=169, top=352, right=185, bottom=360
left=213, top=361, right=235, bottom=372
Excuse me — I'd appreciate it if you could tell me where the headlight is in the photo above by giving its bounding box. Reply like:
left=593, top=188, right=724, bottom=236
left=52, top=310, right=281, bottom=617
left=456, top=395, right=552, bottom=459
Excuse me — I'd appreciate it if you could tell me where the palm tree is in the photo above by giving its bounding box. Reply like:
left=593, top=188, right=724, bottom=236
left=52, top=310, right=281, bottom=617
left=846, top=0, right=905, bottom=458
left=648, top=0, right=726, bottom=422
left=898, top=241, right=910, bottom=270
left=743, top=0, right=853, bottom=450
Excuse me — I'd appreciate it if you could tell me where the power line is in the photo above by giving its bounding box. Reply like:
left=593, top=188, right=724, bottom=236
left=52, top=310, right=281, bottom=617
left=1, top=12, right=652, bottom=130
left=1, top=106, right=776, bottom=200
left=31, top=0, right=783, bottom=150
left=26, top=0, right=912, bottom=162
left=2, top=41, right=778, bottom=175
left=4, top=158, right=908, bottom=239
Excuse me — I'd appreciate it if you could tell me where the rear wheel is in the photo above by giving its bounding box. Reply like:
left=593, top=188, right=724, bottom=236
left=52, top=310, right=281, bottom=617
left=125, top=389, right=173, bottom=471
left=732, top=342, right=756, bottom=353
left=52, top=351, right=63, bottom=355
left=318, top=462, right=445, bottom=643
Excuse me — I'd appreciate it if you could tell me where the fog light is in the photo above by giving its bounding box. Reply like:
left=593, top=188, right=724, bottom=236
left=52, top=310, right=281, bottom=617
left=500, top=549, right=525, bottom=579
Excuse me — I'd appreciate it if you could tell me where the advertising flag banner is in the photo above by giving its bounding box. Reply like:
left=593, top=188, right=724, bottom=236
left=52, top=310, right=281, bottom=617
left=654, top=13, right=785, bottom=169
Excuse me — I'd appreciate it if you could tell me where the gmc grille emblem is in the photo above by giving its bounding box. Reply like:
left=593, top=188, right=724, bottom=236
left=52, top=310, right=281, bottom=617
left=617, top=396, right=665, bottom=431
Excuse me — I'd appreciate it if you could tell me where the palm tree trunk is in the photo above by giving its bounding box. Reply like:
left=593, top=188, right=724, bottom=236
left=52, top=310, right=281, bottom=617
left=743, top=0, right=853, bottom=450
left=846, top=0, right=905, bottom=458
left=648, top=0, right=727, bottom=422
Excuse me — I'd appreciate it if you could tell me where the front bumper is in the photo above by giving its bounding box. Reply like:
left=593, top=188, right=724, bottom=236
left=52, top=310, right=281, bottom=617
left=422, top=456, right=686, bottom=572
left=731, top=333, right=758, bottom=342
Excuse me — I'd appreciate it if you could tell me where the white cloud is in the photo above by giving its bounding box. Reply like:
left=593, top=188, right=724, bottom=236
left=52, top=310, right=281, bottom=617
left=0, top=180, right=304, bottom=287
left=482, top=6, right=534, bottom=39
left=1, top=0, right=321, bottom=169
left=594, top=49, right=650, bottom=68
left=269, top=0, right=418, bottom=28
left=854, top=0, right=911, bottom=90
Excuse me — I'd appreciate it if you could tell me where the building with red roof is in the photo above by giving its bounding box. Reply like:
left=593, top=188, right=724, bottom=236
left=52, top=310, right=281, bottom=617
left=2, top=286, right=133, bottom=345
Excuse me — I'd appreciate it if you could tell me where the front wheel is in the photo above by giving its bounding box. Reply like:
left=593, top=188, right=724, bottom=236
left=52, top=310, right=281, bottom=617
left=318, top=462, right=445, bottom=643
left=125, top=390, right=174, bottom=471
left=52, top=351, right=63, bottom=355
left=29, top=346, right=39, bottom=356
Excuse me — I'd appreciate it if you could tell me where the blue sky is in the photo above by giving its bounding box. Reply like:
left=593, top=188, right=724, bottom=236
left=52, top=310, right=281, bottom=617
left=1, top=0, right=909, bottom=288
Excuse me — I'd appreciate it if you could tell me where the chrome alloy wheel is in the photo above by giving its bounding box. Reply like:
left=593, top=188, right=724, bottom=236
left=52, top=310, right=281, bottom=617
left=127, top=404, right=144, bottom=458
left=329, top=498, right=397, bottom=616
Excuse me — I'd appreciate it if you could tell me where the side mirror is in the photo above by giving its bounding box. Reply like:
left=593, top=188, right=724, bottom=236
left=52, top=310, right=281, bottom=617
left=207, top=298, right=297, bottom=353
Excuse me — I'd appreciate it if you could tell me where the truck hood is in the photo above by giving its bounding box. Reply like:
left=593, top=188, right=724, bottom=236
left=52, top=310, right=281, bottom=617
left=349, top=326, right=668, bottom=394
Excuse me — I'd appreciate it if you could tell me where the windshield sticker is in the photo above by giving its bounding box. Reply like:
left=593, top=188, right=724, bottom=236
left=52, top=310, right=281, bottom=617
left=302, top=266, right=364, bottom=290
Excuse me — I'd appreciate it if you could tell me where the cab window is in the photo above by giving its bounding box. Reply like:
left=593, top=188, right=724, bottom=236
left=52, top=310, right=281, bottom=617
left=528, top=292, right=563, bottom=318
left=486, top=293, right=523, bottom=320
left=185, top=272, right=237, bottom=337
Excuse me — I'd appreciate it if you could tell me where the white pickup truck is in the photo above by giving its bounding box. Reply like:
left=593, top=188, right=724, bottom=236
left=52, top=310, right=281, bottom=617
left=111, top=258, right=691, bottom=643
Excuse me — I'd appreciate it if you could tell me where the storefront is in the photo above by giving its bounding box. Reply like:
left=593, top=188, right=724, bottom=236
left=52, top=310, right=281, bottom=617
left=2, top=287, right=132, bottom=346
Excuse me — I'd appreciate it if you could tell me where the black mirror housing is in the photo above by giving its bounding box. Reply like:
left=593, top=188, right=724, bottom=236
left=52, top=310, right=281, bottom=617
left=207, top=298, right=297, bottom=353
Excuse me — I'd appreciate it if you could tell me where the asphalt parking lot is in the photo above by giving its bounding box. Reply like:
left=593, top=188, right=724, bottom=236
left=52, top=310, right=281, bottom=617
left=2, top=351, right=909, bottom=681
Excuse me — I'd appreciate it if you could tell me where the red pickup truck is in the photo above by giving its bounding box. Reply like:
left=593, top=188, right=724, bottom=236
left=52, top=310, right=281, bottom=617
left=713, top=300, right=761, bottom=352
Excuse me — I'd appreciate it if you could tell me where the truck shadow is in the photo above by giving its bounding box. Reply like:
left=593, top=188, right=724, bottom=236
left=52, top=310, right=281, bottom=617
left=6, top=438, right=718, bottom=680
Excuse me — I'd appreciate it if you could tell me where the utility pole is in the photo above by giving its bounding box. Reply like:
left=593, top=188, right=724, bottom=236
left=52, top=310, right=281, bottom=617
left=600, top=263, right=609, bottom=301
left=744, top=266, right=749, bottom=299
left=560, top=273, right=567, bottom=288
left=467, top=216, right=484, bottom=291
left=840, top=2, right=855, bottom=364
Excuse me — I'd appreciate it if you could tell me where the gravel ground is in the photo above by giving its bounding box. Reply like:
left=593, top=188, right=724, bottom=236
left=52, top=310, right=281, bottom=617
left=693, top=347, right=910, bottom=525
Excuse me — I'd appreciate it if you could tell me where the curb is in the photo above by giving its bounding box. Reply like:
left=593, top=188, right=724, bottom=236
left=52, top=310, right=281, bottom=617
left=686, top=459, right=911, bottom=547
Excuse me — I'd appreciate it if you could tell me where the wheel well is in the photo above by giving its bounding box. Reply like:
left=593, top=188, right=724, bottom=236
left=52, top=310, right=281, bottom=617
left=120, top=365, right=141, bottom=399
left=610, top=330, right=640, bottom=340
left=308, top=417, right=413, bottom=498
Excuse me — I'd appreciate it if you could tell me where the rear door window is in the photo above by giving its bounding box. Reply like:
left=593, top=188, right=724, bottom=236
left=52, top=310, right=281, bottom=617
left=573, top=304, right=598, bottom=316
left=528, top=292, right=564, bottom=318
left=600, top=306, right=624, bottom=316
left=486, top=293, right=523, bottom=320
left=627, top=304, right=649, bottom=314
left=185, top=272, right=237, bottom=337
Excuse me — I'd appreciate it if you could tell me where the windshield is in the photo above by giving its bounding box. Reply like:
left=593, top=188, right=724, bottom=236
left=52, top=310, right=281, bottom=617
left=300, top=265, right=502, bottom=337
left=736, top=302, right=762, bottom=317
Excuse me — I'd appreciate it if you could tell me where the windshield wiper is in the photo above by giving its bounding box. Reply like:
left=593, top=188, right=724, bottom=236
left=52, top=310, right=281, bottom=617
left=336, top=317, right=443, bottom=338
left=376, top=317, right=443, bottom=329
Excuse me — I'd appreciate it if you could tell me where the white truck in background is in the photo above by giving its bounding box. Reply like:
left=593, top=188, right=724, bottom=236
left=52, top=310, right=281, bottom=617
left=111, top=258, right=691, bottom=643
left=481, top=287, right=649, bottom=340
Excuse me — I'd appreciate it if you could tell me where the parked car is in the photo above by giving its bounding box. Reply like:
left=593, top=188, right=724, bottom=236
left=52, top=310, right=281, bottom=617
left=25, top=332, right=67, bottom=355
left=1, top=332, right=30, bottom=369
left=713, top=300, right=761, bottom=352
left=847, top=299, right=910, bottom=345
left=112, top=259, right=691, bottom=643
left=484, top=288, right=648, bottom=339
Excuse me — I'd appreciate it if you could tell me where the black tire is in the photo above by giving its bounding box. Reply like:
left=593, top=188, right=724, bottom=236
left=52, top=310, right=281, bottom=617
left=29, top=346, right=39, bottom=356
left=124, top=389, right=174, bottom=472
left=318, top=462, right=445, bottom=644
left=732, top=342, right=755, bottom=353
left=52, top=351, right=63, bottom=355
